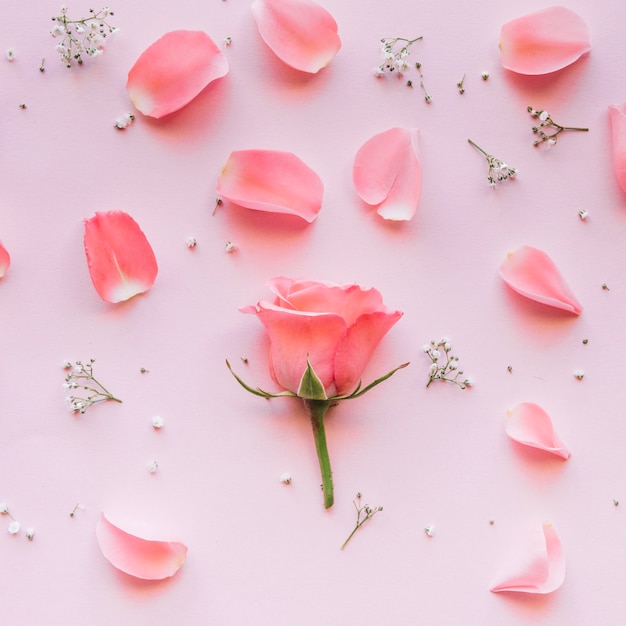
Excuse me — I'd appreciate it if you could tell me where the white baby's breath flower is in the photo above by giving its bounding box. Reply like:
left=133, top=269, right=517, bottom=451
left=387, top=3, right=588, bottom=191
left=225, top=241, right=237, bottom=253
left=574, top=369, right=585, bottom=380
left=0, top=502, right=9, bottom=514
left=280, top=472, right=292, bottom=484
left=25, top=527, right=35, bottom=540
left=146, top=460, right=158, bottom=474
left=6, top=49, right=15, bottom=61
left=114, top=113, right=135, bottom=129
left=152, top=415, right=164, bottom=429
left=8, top=520, right=20, bottom=535
left=186, top=237, right=197, bottom=248
left=578, top=209, right=589, bottom=221
left=424, top=524, right=435, bottom=537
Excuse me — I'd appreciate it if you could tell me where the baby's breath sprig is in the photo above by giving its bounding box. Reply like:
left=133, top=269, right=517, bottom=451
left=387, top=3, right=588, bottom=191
left=423, top=338, right=472, bottom=389
left=63, top=359, right=122, bottom=414
left=50, top=6, right=117, bottom=67
left=468, top=139, right=518, bottom=188
left=341, top=492, right=383, bottom=550
left=528, top=106, right=588, bottom=147
left=374, top=36, right=423, bottom=77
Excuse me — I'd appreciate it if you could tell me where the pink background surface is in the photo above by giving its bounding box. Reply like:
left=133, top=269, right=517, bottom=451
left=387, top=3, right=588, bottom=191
left=1, top=0, right=626, bottom=623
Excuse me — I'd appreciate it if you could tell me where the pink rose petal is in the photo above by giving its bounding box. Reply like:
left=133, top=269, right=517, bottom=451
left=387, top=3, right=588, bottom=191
left=251, top=0, right=341, bottom=73
left=499, top=7, right=591, bottom=75
left=96, top=514, right=187, bottom=580
left=609, top=104, right=626, bottom=193
left=0, top=241, right=9, bottom=278
left=491, top=523, right=565, bottom=593
left=500, top=246, right=582, bottom=314
left=353, top=128, right=422, bottom=221
left=506, top=403, right=570, bottom=460
left=126, top=30, right=228, bottom=118
left=83, top=211, right=158, bottom=304
left=217, top=150, right=323, bottom=222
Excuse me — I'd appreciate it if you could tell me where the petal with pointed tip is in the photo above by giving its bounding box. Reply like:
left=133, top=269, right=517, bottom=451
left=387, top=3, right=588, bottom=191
left=217, top=150, right=323, bottom=222
left=353, top=128, right=422, bottom=221
left=126, top=30, right=228, bottom=118
left=491, top=524, right=565, bottom=593
left=499, top=7, right=591, bottom=75
left=96, top=514, right=187, bottom=580
left=506, top=403, right=570, bottom=459
left=83, top=211, right=158, bottom=303
left=500, top=246, right=582, bottom=314
left=251, top=0, right=341, bottom=73
left=609, top=104, right=626, bottom=193
left=0, top=241, right=9, bottom=278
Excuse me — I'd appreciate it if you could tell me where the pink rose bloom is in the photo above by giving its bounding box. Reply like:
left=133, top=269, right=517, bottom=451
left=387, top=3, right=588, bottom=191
left=242, top=277, right=403, bottom=398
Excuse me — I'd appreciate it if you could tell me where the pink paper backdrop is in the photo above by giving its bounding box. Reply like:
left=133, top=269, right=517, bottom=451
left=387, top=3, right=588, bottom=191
left=1, top=0, right=626, bottom=624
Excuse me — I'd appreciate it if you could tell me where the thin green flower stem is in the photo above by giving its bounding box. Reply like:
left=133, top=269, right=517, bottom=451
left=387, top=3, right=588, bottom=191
left=382, top=36, right=423, bottom=45
left=304, top=398, right=334, bottom=509
left=467, top=139, right=490, bottom=157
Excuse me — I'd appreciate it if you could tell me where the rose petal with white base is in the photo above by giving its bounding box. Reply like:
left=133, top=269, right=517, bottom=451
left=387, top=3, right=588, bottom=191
left=0, top=241, right=9, bottom=278
left=96, top=514, right=187, bottom=580
left=126, top=30, right=228, bottom=118
left=491, top=523, right=565, bottom=594
left=217, top=150, right=323, bottom=223
left=609, top=104, right=626, bottom=194
left=251, top=0, right=341, bottom=73
left=500, top=246, right=582, bottom=314
left=505, top=403, right=570, bottom=460
left=83, top=211, right=158, bottom=303
left=499, top=7, right=591, bottom=75
left=353, top=127, right=422, bottom=221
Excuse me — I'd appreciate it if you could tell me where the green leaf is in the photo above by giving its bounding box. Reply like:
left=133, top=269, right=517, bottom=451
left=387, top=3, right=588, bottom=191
left=297, top=358, right=328, bottom=400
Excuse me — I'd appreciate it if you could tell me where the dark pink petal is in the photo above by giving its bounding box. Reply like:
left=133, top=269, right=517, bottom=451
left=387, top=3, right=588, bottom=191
left=96, top=514, right=187, bottom=580
left=506, top=403, right=570, bottom=459
left=251, top=0, right=341, bottom=73
left=609, top=104, right=626, bottom=193
left=334, top=309, right=403, bottom=395
left=353, top=127, right=422, bottom=221
left=500, top=246, right=582, bottom=314
left=491, top=524, right=565, bottom=593
left=242, top=302, right=347, bottom=395
left=217, top=150, right=323, bottom=222
left=83, top=211, right=158, bottom=303
left=126, top=30, right=228, bottom=118
left=0, top=241, right=9, bottom=278
left=499, top=7, right=591, bottom=75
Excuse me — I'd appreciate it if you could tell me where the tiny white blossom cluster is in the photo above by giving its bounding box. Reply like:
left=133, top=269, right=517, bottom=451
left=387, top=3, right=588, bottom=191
left=114, top=113, right=134, bottom=130
left=468, top=139, right=518, bottom=189
left=50, top=6, right=117, bottom=67
left=63, top=358, right=122, bottom=414
left=6, top=48, right=15, bottom=61
left=423, top=338, right=473, bottom=389
left=0, top=503, right=33, bottom=540
left=528, top=106, right=589, bottom=148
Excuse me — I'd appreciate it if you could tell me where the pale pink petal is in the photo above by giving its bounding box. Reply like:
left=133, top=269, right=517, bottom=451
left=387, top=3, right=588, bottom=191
left=609, top=104, right=626, bottom=193
left=242, top=302, right=347, bottom=395
left=505, top=403, right=570, bottom=459
left=491, top=523, right=565, bottom=593
left=0, top=241, right=9, bottom=278
left=83, top=211, right=158, bottom=304
left=353, top=127, right=422, bottom=221
left=126, top=30, right=228, bottom=118
left=500, top=246, right=582, bottom=314
left=217, top=150, right=323, bottom=222
left=96, top=514, right=187, bottom=580
left=499, top=7, right=591, bottom=75
left=251, top=0, right=341, bottom=73
left=334, top=309, right=403, bottom=395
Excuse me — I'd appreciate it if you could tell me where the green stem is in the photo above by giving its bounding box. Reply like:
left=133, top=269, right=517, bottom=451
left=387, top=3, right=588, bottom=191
left=304, top=399, right=334, bottom=509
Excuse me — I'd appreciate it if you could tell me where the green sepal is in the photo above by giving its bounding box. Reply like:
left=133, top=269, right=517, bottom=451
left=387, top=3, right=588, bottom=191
left=225, top=360, right=297, bottom=399
left=297, top=358, right=328, bottom=400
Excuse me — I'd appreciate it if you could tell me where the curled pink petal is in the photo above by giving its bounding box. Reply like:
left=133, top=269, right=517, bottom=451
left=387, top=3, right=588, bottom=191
left=491, top=523, right=565, bottom=593
left=251, top=0, right=341, bottom=73
left=506, top=403, right=570, bottom=459
left=609, top=104, right=626, bottom=193
left=0, top=241, right=9, bottom=278
left=217, top=150, right=323, bottom=222
left=353, top=128, right=422, bottom=221
left=126, top=30, right=228, bottom=118
left=83, top=211, right=158, bottom=303
left=499, top=7, right=591, bottom=75
left=500, top=246, right=582, bottom=314
left=96, top=514, right=187, bottom=580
